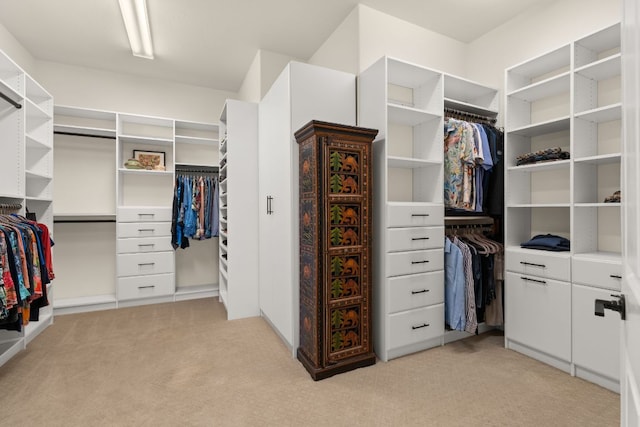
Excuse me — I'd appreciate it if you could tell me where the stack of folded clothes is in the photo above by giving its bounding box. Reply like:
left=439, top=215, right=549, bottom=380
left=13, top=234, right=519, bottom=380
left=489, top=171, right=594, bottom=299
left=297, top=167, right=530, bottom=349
left=521, top=234, right=570, bottom=251
left=604, top=190, right=621, bottom=203
left=516, top=147, right=570, bottom=166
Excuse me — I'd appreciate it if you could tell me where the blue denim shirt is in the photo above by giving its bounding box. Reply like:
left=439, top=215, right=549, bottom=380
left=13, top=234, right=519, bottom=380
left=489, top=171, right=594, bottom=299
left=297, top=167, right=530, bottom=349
left=444, top=237, right=466, bottom=331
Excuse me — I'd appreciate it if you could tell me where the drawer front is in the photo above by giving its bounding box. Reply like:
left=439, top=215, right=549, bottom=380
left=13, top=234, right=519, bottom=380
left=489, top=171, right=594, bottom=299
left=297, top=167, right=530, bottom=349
left=505, top=248, right=570, bottom=282
left=387, top=271, right=444, bottom=313
left=117, top=236, right=173, bottom=254
left=386, top=249, right=444, bottom=277
left=387, top=204, right=443, bottom=228
left=117, top=252, right=175, bottom=277
left=505, top=272, right=571, bottom=361
left=117, top=273, right=175, bottom=300
left=387, top=227, right=444, bottom=252
left=572, top=257, right=622, bottom=291
left=389, top=304, right=444, bottom=349
left=118, top=207, right=172, bottom=223
left=117, top=222, right=171, bottom=238
left=572, top=284, right=620, bottom=380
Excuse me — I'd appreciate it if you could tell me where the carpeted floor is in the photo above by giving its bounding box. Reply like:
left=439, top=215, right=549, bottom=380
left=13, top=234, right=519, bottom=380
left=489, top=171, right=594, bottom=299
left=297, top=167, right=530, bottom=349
left=0, top=298, right=619, bottom=426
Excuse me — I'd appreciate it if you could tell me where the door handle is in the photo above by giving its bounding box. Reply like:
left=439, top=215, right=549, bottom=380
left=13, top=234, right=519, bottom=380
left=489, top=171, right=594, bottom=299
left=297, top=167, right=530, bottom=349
left=266, top=196, right=274, bottom=215
left=595, top=294, right=626, bottom=320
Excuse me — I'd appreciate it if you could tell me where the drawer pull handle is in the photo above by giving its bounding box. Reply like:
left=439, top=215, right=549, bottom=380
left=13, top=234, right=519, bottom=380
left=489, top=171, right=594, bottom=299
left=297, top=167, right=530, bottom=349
left=411, top=214, right=430, bottom=217
left=412, top=323, right=430, bottom=330
left=412, top=260, right=429, bottom=264
left=138, top=244, right=155, bottom=248
left=138, top=285, right=155, bottom=289
left=411, top=237, right=430, bottom=241
left=411, top=289, right=429, bottom=294
left=610, top=275, right=622, bottom=279
left=138, top=213, right=154, bottom=218
left=521, top=276, right=546, bottom=285
left=138, top=229, right=154, bottom=233
left=520, top=261, right=546, bottom=268
left=138, top=262, right=155, bottom=267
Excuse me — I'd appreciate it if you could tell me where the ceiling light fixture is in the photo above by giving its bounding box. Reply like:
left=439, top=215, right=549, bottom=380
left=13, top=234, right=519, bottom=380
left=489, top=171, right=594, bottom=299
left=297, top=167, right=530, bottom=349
left=118, top=0, right=154, bottom=59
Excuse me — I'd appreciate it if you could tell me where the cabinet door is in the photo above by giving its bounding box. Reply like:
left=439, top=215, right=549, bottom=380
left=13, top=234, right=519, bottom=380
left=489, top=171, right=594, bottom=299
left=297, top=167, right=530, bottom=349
left=505, top=272, right=571, bottom=361
left=572, top=284, right=620, bottom=381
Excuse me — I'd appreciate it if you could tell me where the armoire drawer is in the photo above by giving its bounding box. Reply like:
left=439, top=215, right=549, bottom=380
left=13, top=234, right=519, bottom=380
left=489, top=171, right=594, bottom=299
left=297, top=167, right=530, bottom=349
left=572, top=256, right=622, bottom=291
left=505, top=247, right=571, bottom=282
left=386, top=226, right=444, bottom=252
left=118, top=207, right=172, bottom=223
left=387, top=203, right=444, bottom=228
left=117, top=222, right=171, bottom=239
left=387, top=271, right=444, bottom=313
left=505, top=272, right=571, bottom=361
left=117, top=273, right=175, bottom=300
left=386, top=249, right=443, bottom=277
left=117, top=236, right=173, bottom=254
left=388, top=304, right=444, bottom=349
left=117, top=252, right=175, bottom=277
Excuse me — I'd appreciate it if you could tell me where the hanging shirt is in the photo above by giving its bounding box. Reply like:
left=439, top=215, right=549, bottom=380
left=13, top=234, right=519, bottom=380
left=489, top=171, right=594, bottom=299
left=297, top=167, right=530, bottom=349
left=452, top=237, right=478, bottom=334
left=444, top=237, right=466, bottom=331
left=444, top=119, right=475, bottom=211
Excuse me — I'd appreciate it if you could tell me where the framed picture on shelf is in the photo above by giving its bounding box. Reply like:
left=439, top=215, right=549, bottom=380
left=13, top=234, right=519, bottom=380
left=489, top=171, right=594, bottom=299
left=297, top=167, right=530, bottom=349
left=133, top=150, right=166, bottom=170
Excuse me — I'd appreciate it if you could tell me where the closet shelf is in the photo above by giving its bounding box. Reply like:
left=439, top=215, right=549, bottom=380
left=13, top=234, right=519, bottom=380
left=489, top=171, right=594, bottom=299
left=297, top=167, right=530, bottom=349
left=118, top=134, right=173, bottom=146
left=443, top=98, right=498, bottom=117
left=572, top=251, right=621, bottom=262
left=387, top=156, right=440, bottom=169
left=574, top=53, right=621, bottom=80
left=53, top=294, right=117, bottom=310
left=25, top=170, right=52, bottom=180
left=174, top=284, right=218, bottom=297
left=574, top=202, right=620, bottom=208
left=175, top=135, right=219, bottom=146
left=507, top=45, right=571, bottom=91
left=507, top=71, right=570, bottom=102
left=574, top=103, right=622, bottom=123
left=54, top=213, right=116, bottom=222
left=507, top=116, right=570, bottom=137
left=387, top=103, right=440, bottom=126
left=507, top=203, right=570, bottom=208
left=508, top=159, right=570, bottom=172
left=174, top=162, right=219, bottom=170
left=25, top=196, right=53, bottom=202
left=54, top=123, right=117, bottom=138
left=26, top=134, right=52, bottom=150
left=25, top=99, right=52, bottom=121
left=574, top=153, right=621, bottom=165
left=118, top=168, right=173, bottom=176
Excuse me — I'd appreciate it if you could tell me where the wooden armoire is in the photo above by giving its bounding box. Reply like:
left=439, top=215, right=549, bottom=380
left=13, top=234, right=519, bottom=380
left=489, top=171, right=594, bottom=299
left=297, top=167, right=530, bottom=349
left=295, top=120, right=378, bottom=380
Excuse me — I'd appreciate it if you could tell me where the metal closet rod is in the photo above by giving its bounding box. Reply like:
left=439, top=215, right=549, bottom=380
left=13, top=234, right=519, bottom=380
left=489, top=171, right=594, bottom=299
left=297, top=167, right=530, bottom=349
left=0, top=90, right=22, bottom=109
left=444, top=107, right=497, bottom=124
left=0, top=203, right=22, bottom=211
left=176, top=166, right=219, bottom=174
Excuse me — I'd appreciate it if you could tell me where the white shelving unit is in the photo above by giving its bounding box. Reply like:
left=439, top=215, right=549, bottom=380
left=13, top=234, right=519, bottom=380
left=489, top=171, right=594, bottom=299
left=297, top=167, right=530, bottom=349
left=504, top=23, right=622, bottom=392
left=51, top=105, right=220, bottom=313
left=358, top=56, right=499, bottom=361
left=0, top=49, right=54, bottom=368
left=218, top=99, right=259, bottom=320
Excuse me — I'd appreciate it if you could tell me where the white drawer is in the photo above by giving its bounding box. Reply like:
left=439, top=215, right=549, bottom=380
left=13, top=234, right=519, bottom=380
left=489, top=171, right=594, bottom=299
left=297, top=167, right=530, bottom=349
left=386, top=249, right=443, bottom=277
left=388, top=304, right=444, bottom=349
left=117, top=273, right=175, bottom=300
left=118, top=207, right=172, bottom=223
left=117, top=237, right=173, bottom=254
left=505, top=272, right=571, bottom=361
left=387, top=227, right=444, bottom=252
left=387, top=203, right=443, bottom=228
left=387, top=271, right=444, bottom=313
left=572, top=256, right=622, bottom=291
left=117, top=222, right=171, bottom=238
left=505, top=247, right=571, bottom=282
left=572, top=284, right=620, bottom=381
left=117, top=252, right=175, bottom=277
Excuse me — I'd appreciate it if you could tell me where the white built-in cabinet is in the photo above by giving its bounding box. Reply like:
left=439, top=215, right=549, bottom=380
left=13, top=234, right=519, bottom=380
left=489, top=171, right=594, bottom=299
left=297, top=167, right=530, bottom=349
left=258, top=61, right=356, bottom=355
left=358, top=56, right=499, bottom=361
left=504, top=23, right=622, bottom=392
left=218, top=99, right=260, bottom=320
left=0, top=49, right=54, bottom=367
left=52, top=106, right=219, bottom=313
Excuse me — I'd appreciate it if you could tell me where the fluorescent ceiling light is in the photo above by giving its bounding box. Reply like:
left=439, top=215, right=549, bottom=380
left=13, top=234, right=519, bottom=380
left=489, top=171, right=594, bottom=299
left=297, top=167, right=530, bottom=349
left=118, top=0, right=154, bottom=59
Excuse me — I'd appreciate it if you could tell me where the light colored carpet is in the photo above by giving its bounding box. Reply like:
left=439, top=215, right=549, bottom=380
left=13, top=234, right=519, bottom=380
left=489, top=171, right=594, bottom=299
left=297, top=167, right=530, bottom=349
left=0, top=298, right=619, bottom=426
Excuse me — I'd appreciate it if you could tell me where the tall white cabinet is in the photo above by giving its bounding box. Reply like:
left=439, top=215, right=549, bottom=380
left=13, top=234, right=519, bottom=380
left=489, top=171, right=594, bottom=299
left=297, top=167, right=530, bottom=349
left=258, top=61, right=356, bottom=354
left=358, top=56, right=499, bottom=361
left=504, top=23, right=622, bottom=392
left=0, top=49, right=54, bottom=367
left=218, top=99, right=260, bottom=320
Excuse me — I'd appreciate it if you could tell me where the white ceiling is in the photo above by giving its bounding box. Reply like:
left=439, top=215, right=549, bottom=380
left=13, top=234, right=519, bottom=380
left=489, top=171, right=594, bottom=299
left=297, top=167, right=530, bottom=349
left=0, top=0, right=554, bottom=92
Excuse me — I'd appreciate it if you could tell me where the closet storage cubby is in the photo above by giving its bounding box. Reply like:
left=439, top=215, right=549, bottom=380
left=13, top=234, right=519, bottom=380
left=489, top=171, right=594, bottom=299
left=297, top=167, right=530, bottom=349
left=217, top=99, right=259, bottom=320
left=504, top=23, right=622, bottom=393
left=0, top=49, right=54, bottom=368
left=358, top=56, right=498, bottom=361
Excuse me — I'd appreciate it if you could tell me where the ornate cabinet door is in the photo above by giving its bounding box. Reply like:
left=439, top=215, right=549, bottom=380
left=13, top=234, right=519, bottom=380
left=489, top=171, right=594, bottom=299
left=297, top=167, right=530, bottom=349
left=295, top=120, right=377, bottom=380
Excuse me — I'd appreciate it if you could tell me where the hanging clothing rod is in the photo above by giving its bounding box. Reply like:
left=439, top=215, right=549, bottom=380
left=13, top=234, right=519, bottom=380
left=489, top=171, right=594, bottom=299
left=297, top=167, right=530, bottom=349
left=444, top=215, right=495, bottom=226
left=0, top=90, right=22, bottom=110
left=175, top=165, right=219, bottom=174
left=444, top=107, right=497, bottom=124
left=54, top=131, right=117, bottom=140
left=54, top=219, right=116, bottom=223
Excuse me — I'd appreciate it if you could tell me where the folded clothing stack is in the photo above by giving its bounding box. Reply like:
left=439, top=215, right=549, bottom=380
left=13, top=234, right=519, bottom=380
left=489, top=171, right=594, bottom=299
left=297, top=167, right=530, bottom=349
left=516, top=147, right=570, bottom=166
left=604, top=190, right=621, bottom=203
left=521, top=234, right=570, bottom=252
